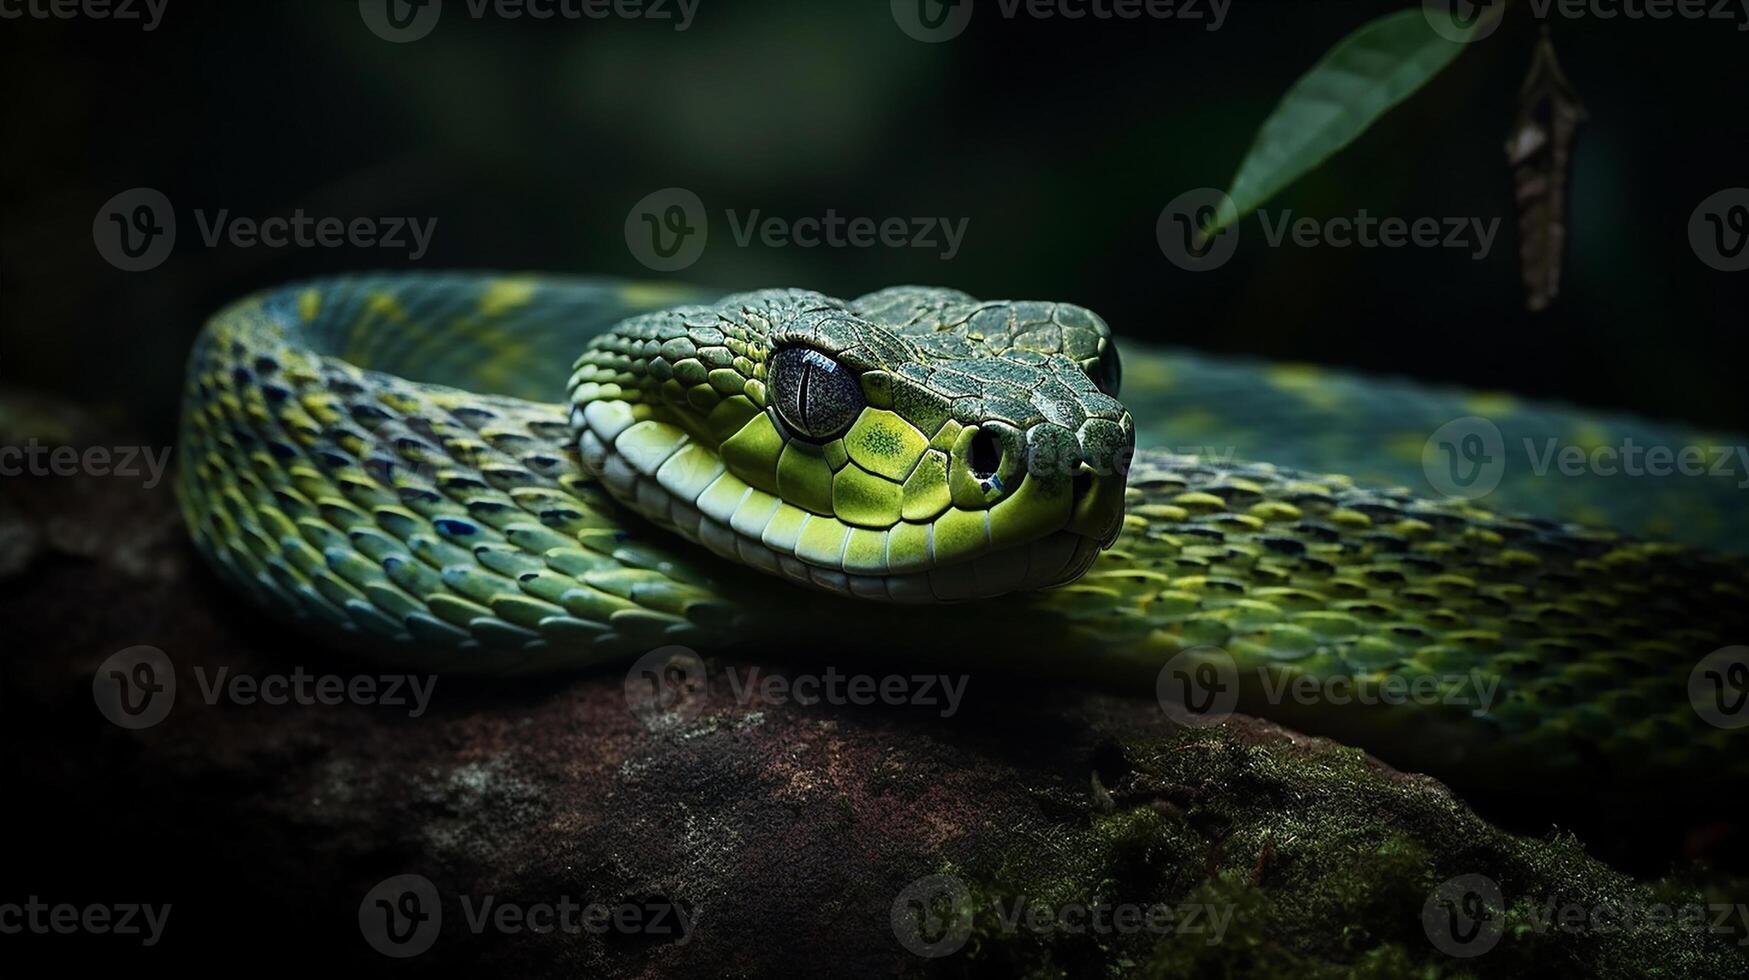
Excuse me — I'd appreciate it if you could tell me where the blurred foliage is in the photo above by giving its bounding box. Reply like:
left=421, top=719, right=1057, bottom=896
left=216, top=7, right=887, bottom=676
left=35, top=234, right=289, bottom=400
left=1, top=0, right=1745, bottom=441
left=1209, top=6, right=1488, bottom=233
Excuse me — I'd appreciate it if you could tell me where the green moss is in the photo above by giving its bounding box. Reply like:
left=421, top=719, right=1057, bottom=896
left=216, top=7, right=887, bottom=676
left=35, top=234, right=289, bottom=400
left=923, top=726, right=1747, bottom=979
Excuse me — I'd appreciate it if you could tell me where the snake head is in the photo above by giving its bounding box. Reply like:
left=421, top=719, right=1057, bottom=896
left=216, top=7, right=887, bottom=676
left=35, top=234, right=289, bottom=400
left=570, top=288, right=1133, bottom=602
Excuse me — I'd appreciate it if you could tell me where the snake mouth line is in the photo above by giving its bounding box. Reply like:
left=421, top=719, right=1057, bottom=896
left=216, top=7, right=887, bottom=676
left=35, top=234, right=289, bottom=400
left=574, top=404, right=1105, bottom=602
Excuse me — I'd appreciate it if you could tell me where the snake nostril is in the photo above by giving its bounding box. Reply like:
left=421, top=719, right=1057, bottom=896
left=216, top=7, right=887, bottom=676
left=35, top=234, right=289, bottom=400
left=1072, top=468, right=1094, bottom=503
left=969, top=427, right=1003, bottom=481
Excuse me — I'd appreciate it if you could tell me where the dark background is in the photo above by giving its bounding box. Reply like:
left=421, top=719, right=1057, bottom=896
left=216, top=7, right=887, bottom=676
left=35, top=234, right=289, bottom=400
left=4, top=3, right=1749, bottom=972
left=2, top=0, right=1746, bottom=440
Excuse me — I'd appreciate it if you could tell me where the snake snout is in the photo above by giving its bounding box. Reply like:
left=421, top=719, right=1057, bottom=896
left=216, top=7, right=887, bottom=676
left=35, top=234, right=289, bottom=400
left=1063, top=420, right=1133, bottom=548
left=1068, top=460, right=1127, bottom=548
left=1007, top=415, right=1133, bottom=551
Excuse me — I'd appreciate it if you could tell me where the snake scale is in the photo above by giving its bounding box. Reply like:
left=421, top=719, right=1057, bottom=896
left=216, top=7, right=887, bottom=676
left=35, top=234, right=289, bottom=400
left=178, top=273, right=1747, bottom=800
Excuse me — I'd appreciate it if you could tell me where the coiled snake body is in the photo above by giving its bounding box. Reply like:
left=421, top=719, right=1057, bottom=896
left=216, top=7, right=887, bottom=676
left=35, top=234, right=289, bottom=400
left=179, top=273, right=1748, bottom=798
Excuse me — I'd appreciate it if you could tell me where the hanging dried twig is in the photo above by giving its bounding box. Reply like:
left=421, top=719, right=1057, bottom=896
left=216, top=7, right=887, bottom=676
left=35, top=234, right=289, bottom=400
left=1506, top=29, right=1586, bottom=312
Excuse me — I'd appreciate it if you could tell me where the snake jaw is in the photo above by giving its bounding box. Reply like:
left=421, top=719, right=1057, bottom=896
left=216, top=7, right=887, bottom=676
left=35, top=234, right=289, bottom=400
left=569, top=289, right=1134, bottom=603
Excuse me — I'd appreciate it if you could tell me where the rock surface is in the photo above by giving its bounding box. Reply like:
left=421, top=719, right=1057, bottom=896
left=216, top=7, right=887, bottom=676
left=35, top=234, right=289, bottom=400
left=3, top=397, right=1745, bottom=978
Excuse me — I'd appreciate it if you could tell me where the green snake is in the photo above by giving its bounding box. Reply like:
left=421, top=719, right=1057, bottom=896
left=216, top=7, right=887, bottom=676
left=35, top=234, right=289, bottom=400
left=178, top=272, right=1747, bottom=800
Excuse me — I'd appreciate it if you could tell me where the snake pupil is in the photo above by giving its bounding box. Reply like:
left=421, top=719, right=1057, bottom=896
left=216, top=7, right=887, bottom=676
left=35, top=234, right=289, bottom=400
left=770, top=347, right=863, bottom=441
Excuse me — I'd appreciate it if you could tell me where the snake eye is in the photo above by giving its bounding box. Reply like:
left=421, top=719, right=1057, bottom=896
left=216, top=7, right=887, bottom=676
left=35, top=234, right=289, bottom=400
left=768, top=347, right=864, bottom=441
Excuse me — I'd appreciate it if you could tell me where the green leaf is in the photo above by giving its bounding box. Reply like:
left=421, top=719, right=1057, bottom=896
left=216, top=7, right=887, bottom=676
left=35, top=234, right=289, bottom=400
left=1209, top=6, right=1494, bottom=233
